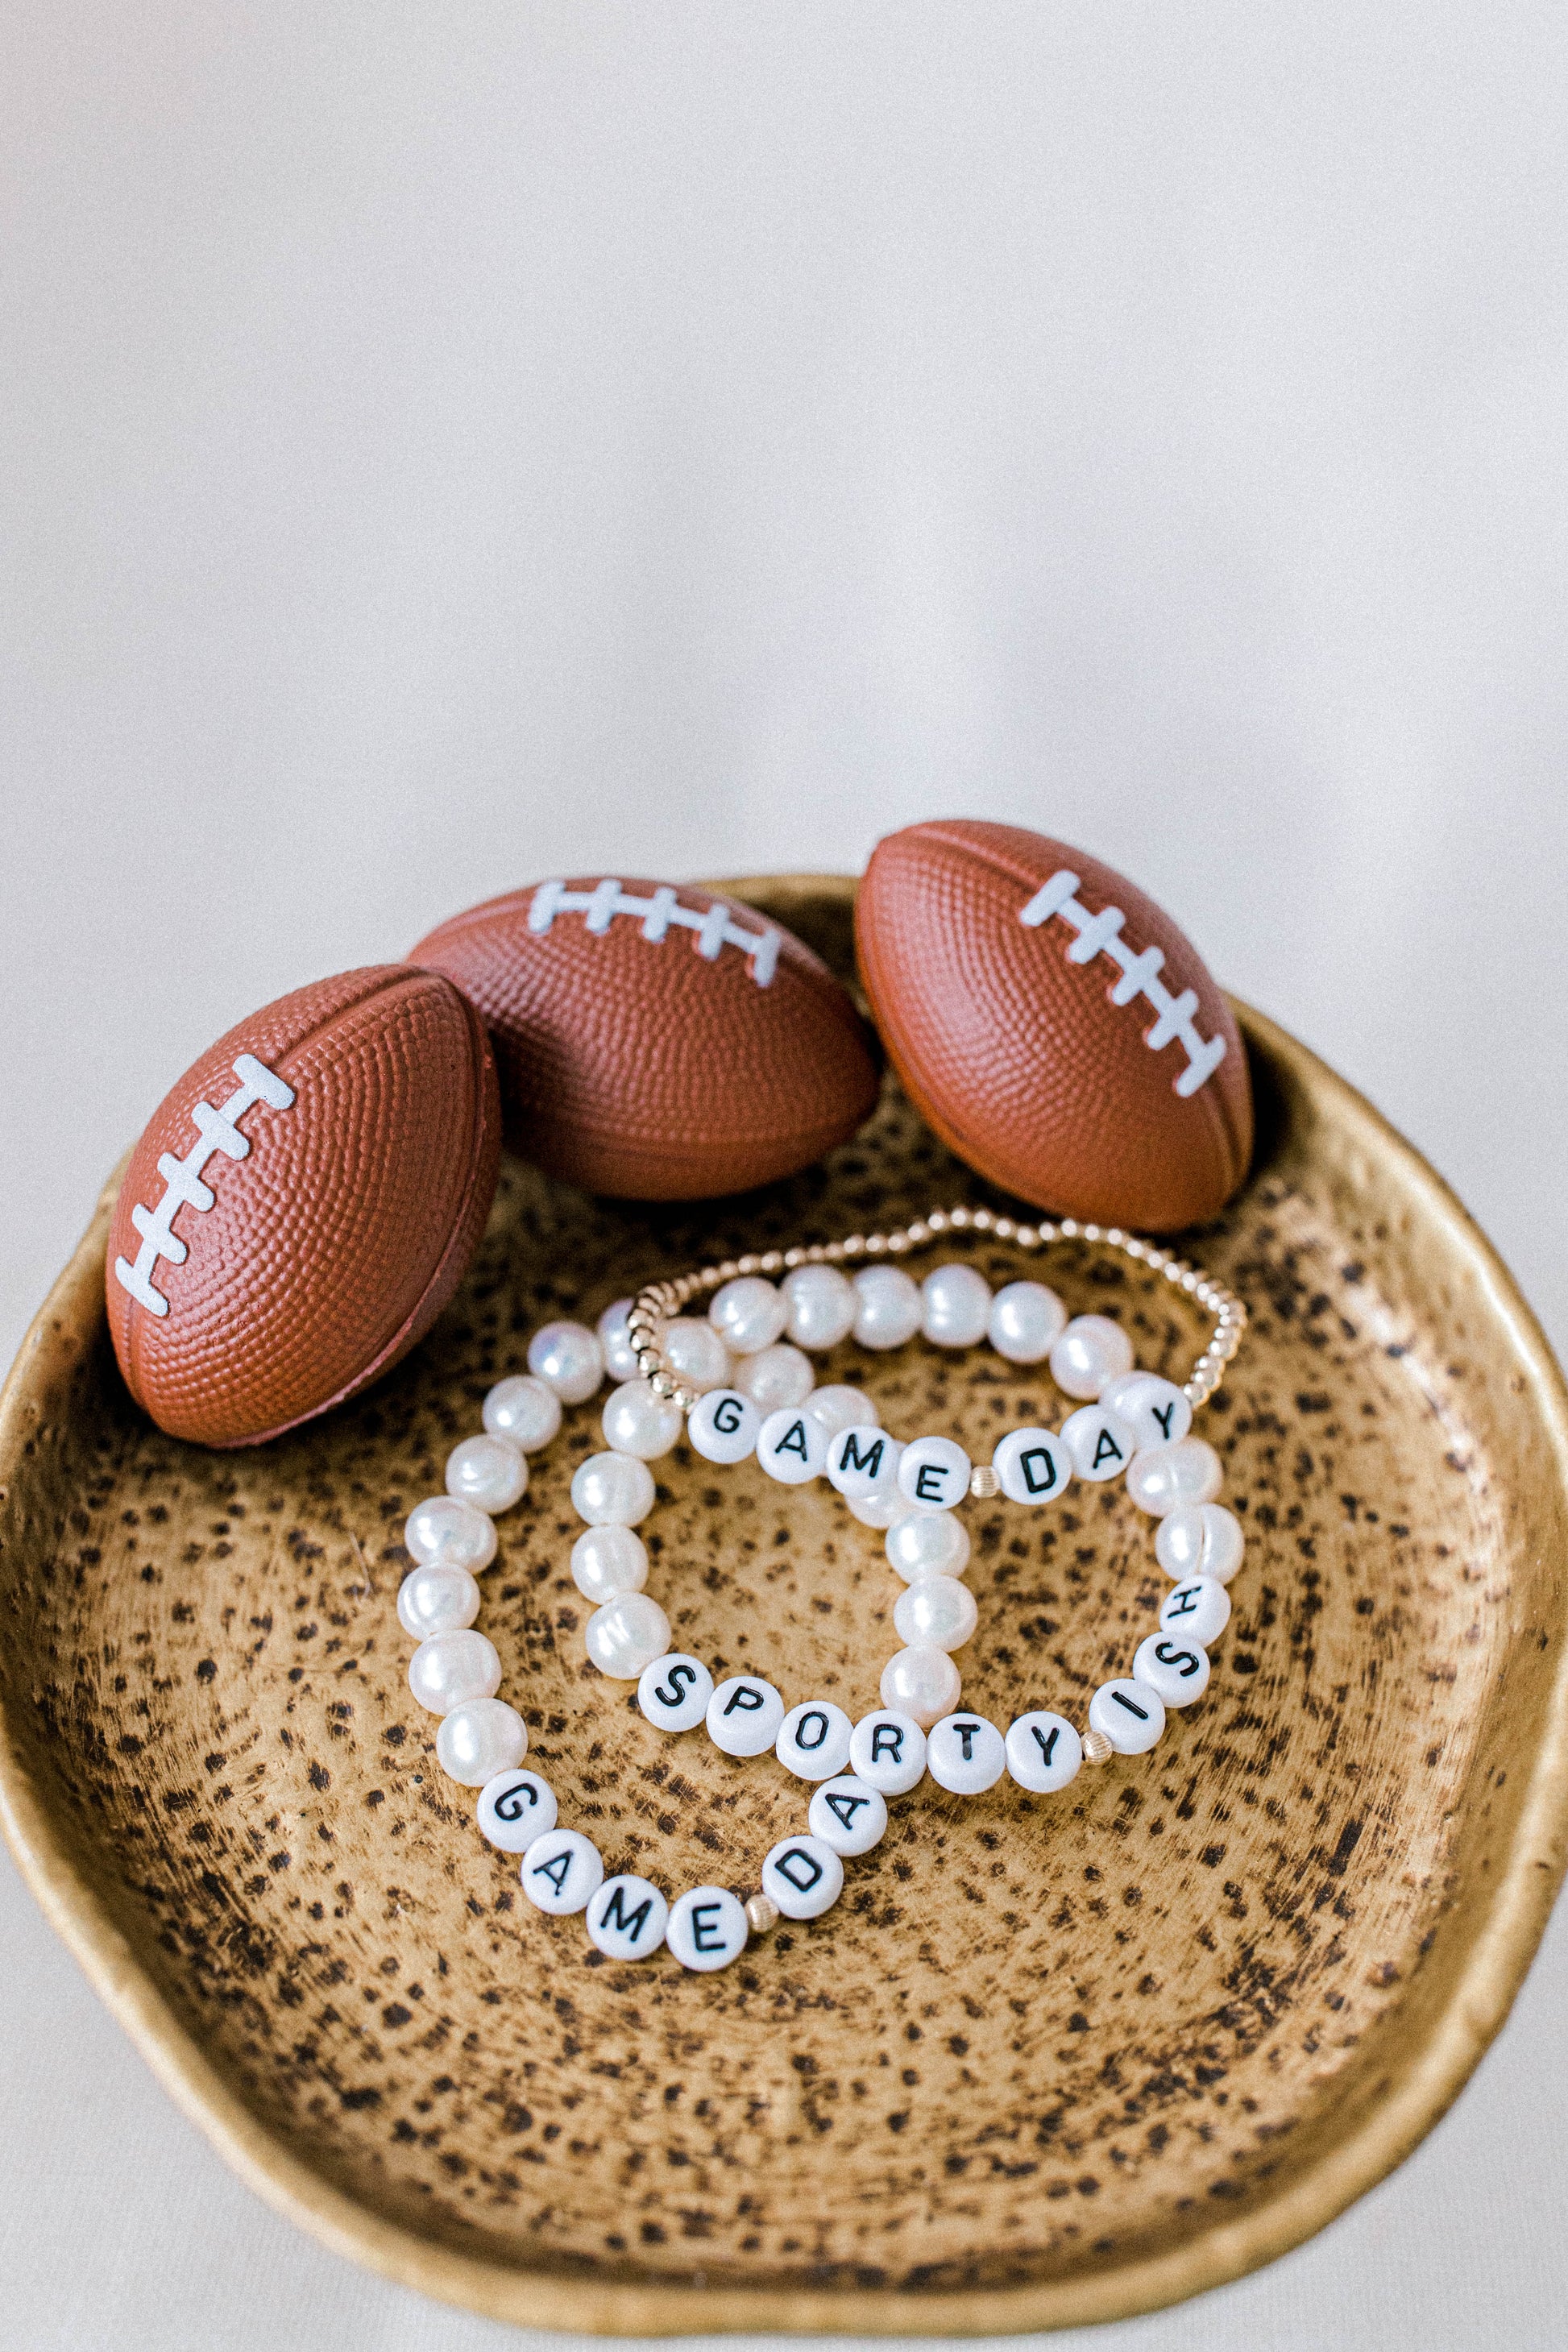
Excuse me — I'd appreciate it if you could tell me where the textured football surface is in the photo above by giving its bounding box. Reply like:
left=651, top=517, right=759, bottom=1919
left=856, top=819, right=1252, bottom=1230
left=106, top=966, right=501, bottom=1446
left=409, top=877, right=880, bottom=1198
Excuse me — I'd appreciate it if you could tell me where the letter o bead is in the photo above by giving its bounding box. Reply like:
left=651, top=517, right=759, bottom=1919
left=776, top=1700, right=853, bottom=1780
left=848, top=1709, right=927, bottom=1794
left=761, top=1834, right=844, bottom=1920
left=585, top=1873, right=669, bottom=1960
left=993, top=1426, right=1072, bottom=1507
left=757, top=1407, right=830, bottom=1485
left=927, top=1713, right=1006, bottom=1794
left=1133, top=1632, right=1212, bottom=1707
left=1088, top=1678, right=1167, bottom=1755
left=520, top=1827, right=604, bottom=1915
left=1005, top=1711, right=1082, bottom=1794
left=688, top=1388, right=761, bottom=1466
left=1060, top=1404, right=1137, bottom=1483
left=666, top=1885, right=749, bottom=1972
left=897, top=1434, right=971, bottom=1512
left=707, top=1676, right=786, bottom=1757
left=808, top=1775, right=889, bottom=1856
left=637, top=1653, right=714, bottom=1733
left=476, top=1769, right=557, bottom=1852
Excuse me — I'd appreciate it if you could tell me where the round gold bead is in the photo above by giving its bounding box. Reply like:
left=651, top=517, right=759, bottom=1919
left=992, top=1215, right=1015, bottom=1239
left=1082, top=1728, right=1114, bottom=1765
left=716, top=1260, right=739, bottom=1283
left=745, top=1893, right=780, bottom=1935
left=1059, top=1217, right=1079, bottom=1238
left=865, top=1233, right=887, bottom=1255
left=760, top=1250, right=783, bottom=1274
left=1082, top=1222, right=1101, bottom=1243
left=1015, top=1225, right=1038, bottom=1248
left=886, top=1232, right=910, bottom=1253
left=844, top=1234, right=865, bottom=1256
left=823, top=1242, right=844, bottom=1261
left=737, top=1254, right=761, bottom=1276
left=906, top=1221, right=931, bottom=1247
left=948, top=1205, right=972, bottom=1230
left=927, top=1209, right=949, bottom=1234
left=783, top=1247, right=806, bottom=1268
left=651, top=1372, right=675, bottom=1398
left=970, top=1205, right=993, bottom=1231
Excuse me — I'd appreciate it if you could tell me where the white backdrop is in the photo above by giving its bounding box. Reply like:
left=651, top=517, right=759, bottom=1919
left=4, top=6, right=1568, bottom=2347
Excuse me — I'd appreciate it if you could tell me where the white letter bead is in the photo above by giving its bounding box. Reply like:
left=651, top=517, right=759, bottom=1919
left=570, top=1450, right=655, bottom=1527
left=666, top=1885, right=749, bottom=1971
left=735, top=1342, right=815, bottom=1412
left=409, top=1629, right=502, bottom=1715
left=1156, top=1501, right=1245, bottom=1583
left=1133, top=1631, right=1212, bottom=1706
left=897, top=1434, right=971, bottom=1512
left=927, top=1712, right=1006, bottom=1794
left=595, top=1297, right=641, bottom=1382
left=880, top=1645, right=961, bottom=1728
left=661, top=1317, right=732, bottom=1395
left=757, top=1406, right=830, bottom=1484
left=989, top=1280, right=1066, bottom=1363
left=570, top=1524, right=648, bottom=1603
left=404, top=1494, right=497, bottom=1572
left=687, top=1388, right=761, bottom=1465
left=761, top=1835, right=844, bottom=1920
left=1050, top=1313, right=1135, bottom=1400
left=804, top=1383, right=879, bottom=1439
left=1159, top=1575, right=1232, bottom=1646
left=1098, top=1371, right=1192, bottom=1451
left=397, top=1562, right=481, bottom=1639
left=809, top=1776, right=890, bottom=1855
left=527, top=1320, right=604, bottom=1404
left=445, top=1433, right=527, bottom=1514
left=920, top=1262, right=993, bottom=1346
left=1005, top=1711, right=1082, bottom=1794
left=586, top=1873, right=669, bottom=1960
left=600, top=1379, right=684, bottom=1460
left=775, top=1700, right=853, bottom=1780
left=476, top=1768, right=557, bottom=1852
left=852, top=1264, right=923, bottom=1349
left=707, top=1676, right=786, bottom=1757
left=1060, top=1404, right=1137, bottom=1482
left=848, top=1709, right=927, bottom=1794
left=885, top=1511, right=970, bottom=1583
left=827, top=1424, right=902, bottom=1500
left=483, top=1373, right=562, bottom=1452
left=1088, top=1677, right=1167, bottom=1754
left=637, top=1652, right=714, bottom=1733
left=993, top=1426, right=1072, bottom=1507
left=1126, top=1436, right=1224, bottom=1516
left=894, top=1575, right=978, bottom=1651
left=520, top=1827, right=604, bottom=1914
left=782, top=1263, right=857, bottom=1350
left=437, top=1696, right=528, bottom=1785
left=708, top=1276, right=787, bottom=1354
left=584, top=1592, right=670, bottom=1678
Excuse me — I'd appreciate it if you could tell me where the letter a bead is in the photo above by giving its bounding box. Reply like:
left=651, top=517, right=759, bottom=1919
left=761, top=1835, right=844, bottom=1920
left=706, top=1676, right=786, bottom=1757
left=757, top=1406, right=829, bottom=1484
left=808, top=1775, right=889, bottom=1856
left=666, top=1885, right=749, bottom=1971
left=520, top=1827, right=604, bottom=1914
left=1060, top=1404, right=1137, bottom=1482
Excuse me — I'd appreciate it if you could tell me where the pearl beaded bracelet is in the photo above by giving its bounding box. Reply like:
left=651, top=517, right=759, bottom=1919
left=393, top=1206, right=1247, bottom=1972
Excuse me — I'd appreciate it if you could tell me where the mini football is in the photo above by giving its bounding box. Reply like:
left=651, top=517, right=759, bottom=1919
left=855, top=819, right=1252, bottom=1231
left=408, top=877, right=880, bottom=1199
left=106, top=966, right=501, bottom=1446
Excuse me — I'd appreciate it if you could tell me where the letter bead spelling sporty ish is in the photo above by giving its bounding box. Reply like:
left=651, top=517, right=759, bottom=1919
left=392, top=1205, right=1249, bottom=1971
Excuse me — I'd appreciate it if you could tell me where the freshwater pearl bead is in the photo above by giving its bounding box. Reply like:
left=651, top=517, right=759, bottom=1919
left=586, top=1874, right=670, bottom=1960
left=446, top=1433, right=527, bottom=1513
left=1004, top=1711, right=1082, bottom=1794
left=1060, top=1403, right=1137, bottom=1482
left=1133, top=1631, right=1212, bottom=1707
left=666, top=1885, right=749, bottom=1972
left=894, top=1575, right=977, bottom=1651
left=927, top=1712, right=1006, bottom=1795
left=897, top=1434, right=971, bottom=1512
left=920, top=1262, right=993, bottom=1347
left=687, top=1388, right=761, bottom=1465
left=1159, top=1574, right=1232, bottom=1647
left=761, top=1835, right=844, bottom=1921
left=809, top=1776, right=889, bottom=1856
left=708, top=1276, right=787, bottom=1354
left=880, top=1645, right=961, bottom=1728
left=885, top=1511, right=970, bottom=1583
left=662, top=1317, right=732, bottom=1395
left=992, top=1426, right=1072, bottom=1508
left=1155, top=1501, right=1245, bottom=1583
left=483, top=1373, right=562, bottom=1452
left=570, top=1524, right=648, bottom=1603
left=776, top=1700, right=854, bottom=1781
left=735, top=1343, right=815, bottom=1412
left=476, top=1768, right=556, bottom=1852
left=988, top=1280, right=1066, bottom=1364
left=782, top=1263, right=857, bottom=1350
left=805, top=1384, right=879, bottom=1439
left=852, top=1265, right=923, bottom=1350
left=437, top=1696, right=527, bottom=1785
left=527, top=1320, right=604, bottom=1404
left=848, top=1489, right=919, bottom=1530
left=404, top=1495, right=497, bottom=1573
left=584, top=1592, right=671, bottom=1678
left=520, top=1827, right=604, bottom=1915
left=1126, top=1435, right=1223, bottom=1516
left=1088, top=1677, right=1167, bottom=1755
left=570, top=1450, right=655, bottom=1527
left=848, top=1709, right=927, bottom=1794
left=1099, top=1371, right=1192, bottom=1451
left=1050, top=1313, right=1135, bottom=1400
left=637, top=1652, right=714, bottom=1733
left=707, top=1676, right=786, bottom=1757
left=595, top=1297, right=642, bottom=1383
left=827, top=1425, right=902, bottom=1501
left=757, top=1406, right=830, bottom=1484
left=601, top=1379, right=684, bottom=1460
left=397, top=1562, right=481, bottom=1639
left=409, top=1628, right=502, bottom=1714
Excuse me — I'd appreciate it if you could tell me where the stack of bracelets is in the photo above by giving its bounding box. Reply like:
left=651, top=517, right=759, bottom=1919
left=394, top=1205, right=1247, bottom=1972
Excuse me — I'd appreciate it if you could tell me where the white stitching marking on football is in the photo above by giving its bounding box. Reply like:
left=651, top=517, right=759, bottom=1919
left=527, top=881, right=781, bottom=986
left=113, top=1053, right=296, bottom=1317
left=1018, top=869, right=1226, bottom=1097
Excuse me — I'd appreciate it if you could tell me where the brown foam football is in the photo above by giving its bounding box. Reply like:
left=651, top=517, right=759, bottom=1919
left=106, top=966, right=500, bottom=1446
left=856, top=819, right=1252, bottom=1231
left=408, top=877, right=880, bottom=1199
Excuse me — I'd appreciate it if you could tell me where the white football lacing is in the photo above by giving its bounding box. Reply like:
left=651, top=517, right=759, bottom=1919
left=1019, top=870, right=1226, bottom=1098
left=527, top=880, right=781, bottom=987
left=113, top=1053, right=296, bottom=1317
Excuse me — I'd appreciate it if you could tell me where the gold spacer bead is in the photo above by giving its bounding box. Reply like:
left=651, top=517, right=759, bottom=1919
left=927, top=1209, right=949, bottom=1234
left=948, top=1205, right=972, bottom=1230
left=906, top=1220, right=931, bottom=1247
left=783, top=1247, right=806, bottom=1268
left=886, top=1231, right=910, bottom=1252
left=823, top=1241, right=844, bottom=1261
left=844, top=1234, right=865, bottom=1256
left=745, top=1892, right=780, bottom=1935
left=674, top=1384, right=697, bottom=1412
left=760, top=1250, right=783, bottom=1274
left=1105, top=1227, right=1125, bottom=1248
left=865, top=1233, right=887, bottom=1254
left=1060, top=1217, right=1080, bottom=1238
left=1083, top=1728, right=1114, bottom=1765
left=1015, top=1225, right=1039, bottom=1248
left=1083, top=1222, right=1101, bottom=1243
left=970, top=1205, right=994, bottom=1231
left=716, top=1260, right=739, bottom=1282
left=969, top=1464, right=1000, bottom=1499
left=993, top=1215, right=1015, bottom=1239
left=651, top=1372, right=675, bottom=1397
left=737, top=1253, right=761, bottom=1276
